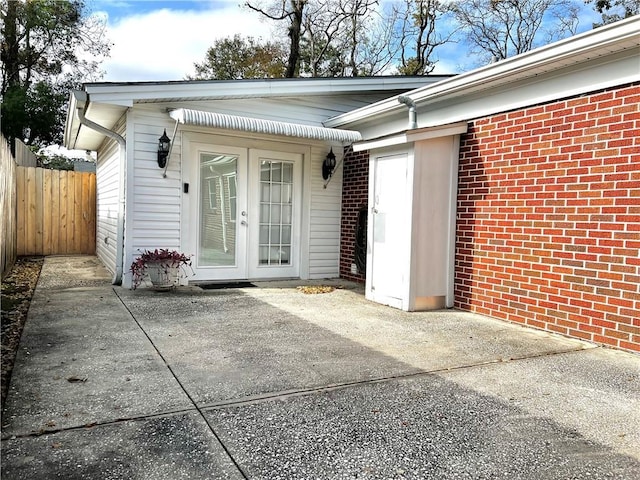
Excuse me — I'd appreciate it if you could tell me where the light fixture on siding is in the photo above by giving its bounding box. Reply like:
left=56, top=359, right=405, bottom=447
left=157, top=129, right=171, bottom=168
left=322, top=148, right=336, bottom=180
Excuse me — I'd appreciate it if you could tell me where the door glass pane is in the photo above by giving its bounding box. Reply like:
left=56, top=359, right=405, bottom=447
left=259, top=160, right=294, bottom=266
left=199, top=153, right=237, bottom=266
left=281, top=205, right=292, bottom=224
left=260, top=162, right=271, bottom=181
left=282, top=163, right=293, bottom=183
left=271, top=184, right=281, bottom=203
left=270, top=205, right=281, bottom=223
left=261, top=184, right=270, bottom=202
left=281, top=225, right=291, bottom=244
left=259, top=225, right=269, bottom=244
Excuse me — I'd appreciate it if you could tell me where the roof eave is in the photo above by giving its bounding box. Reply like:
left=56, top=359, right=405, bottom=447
left=326, top=15, right=640, bottom=129
left=82, top=76, right=453, bottom=105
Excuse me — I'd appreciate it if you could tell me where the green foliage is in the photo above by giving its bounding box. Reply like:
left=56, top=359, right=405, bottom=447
left=0, top=85, right=28, bottom=143
left=36, top=153, right=77, bottom=171
left=188, top=35, right=287, bottom=80
left=0, top=0, right=110, bottom=149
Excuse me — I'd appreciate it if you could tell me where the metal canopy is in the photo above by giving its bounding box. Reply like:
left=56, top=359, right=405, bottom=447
left=169, top=108, right=362, bottom=144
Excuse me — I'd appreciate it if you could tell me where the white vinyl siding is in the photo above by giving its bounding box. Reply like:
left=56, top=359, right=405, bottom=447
left=308, top=144, right=342, bottom=278
left=125, top=109, right=183, bottom=274
left=126, top=104, right=344, bottom=282
left=95, top=122, right=124, bottom=276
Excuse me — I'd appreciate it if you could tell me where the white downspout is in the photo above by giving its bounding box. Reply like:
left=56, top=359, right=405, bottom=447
left=74, top=92, right=127, bottom=285
left=398, top=96, right=418, bottom=129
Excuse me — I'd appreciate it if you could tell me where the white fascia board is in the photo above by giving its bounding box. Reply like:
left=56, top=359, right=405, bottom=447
left=354, top=48, right=639, bottom=141
left=63, top=90, right=83, bottom=149
left=353, top=123, right=468, bottom=152
left=83, top=76, right=447, bottom=105
left=327, top=15, right=640, bottom=128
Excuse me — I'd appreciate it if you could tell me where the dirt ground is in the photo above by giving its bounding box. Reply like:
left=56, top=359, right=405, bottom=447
left=1, top=257, right=43, bottom=413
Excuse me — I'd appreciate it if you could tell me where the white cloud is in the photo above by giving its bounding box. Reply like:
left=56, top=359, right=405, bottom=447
left=100, top=5, right=274, bottom=81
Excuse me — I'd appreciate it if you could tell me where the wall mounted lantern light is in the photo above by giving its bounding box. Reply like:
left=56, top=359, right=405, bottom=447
left=157, top=129, right=171, bottom=168
left=322, top=148, right=336, bottom=180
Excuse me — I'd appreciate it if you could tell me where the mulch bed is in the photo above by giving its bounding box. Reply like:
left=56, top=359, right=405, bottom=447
left=1, top=256, right=43, bottom=413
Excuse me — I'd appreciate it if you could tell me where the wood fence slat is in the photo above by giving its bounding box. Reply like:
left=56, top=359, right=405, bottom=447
left=59, top=170, right=69, bottom=253
left=1, top=141, right=17, bottom=277
left=66, top=171, right=75, bottom=254
left=26, top=167, right=37, bottom=255
left=16, top=167, right=26, bottom=256
left=50, top=170, right=60, bottom=254
left=35, top=167, right=44, bottom=254
left=74, top=171, right=83, bottom=253
left=42, top=169, right=52, bottom=255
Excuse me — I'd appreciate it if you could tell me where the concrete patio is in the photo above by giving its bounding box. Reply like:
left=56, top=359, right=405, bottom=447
left=1, top=255, right=639, bottom=479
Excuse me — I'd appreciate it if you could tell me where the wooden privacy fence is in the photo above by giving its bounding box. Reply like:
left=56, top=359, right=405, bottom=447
left=1, top=135, right=17, bottom=277
left=17, top=166, right=96, bottom=255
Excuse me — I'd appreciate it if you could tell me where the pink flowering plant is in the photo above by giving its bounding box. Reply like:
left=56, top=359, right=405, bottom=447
left=130, top=248, right=193, bottom=289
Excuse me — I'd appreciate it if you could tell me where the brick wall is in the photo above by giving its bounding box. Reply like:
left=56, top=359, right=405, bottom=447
left=339, top=146, right=368, bottom=282
left=456, top=84, right=640, bottom=352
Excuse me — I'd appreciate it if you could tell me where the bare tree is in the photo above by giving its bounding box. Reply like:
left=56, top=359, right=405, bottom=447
left=300, top=0, right=346, bottom=76
left=245, top=0, right=307, bottom=77
left=589, top=0, right=640, bottom=26
left=245, top=0, right=453, bottom=77
left=451, top=0, right=580, bottom=63
left=394, top=0, right=455, bottom=75
left=299, top=0, right=385, bottom=77
left=350, top=5, right=398, bottom=76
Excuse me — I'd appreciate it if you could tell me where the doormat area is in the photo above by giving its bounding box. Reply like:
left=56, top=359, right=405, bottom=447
left=198, top=282, right=257, bottom=290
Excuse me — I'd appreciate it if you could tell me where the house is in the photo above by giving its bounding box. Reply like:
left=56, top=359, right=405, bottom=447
left=64, top=16, right=639, bottom=352
left=63, top=76, right=448, bottom=287
left=329, top=15, right=639, bottom=352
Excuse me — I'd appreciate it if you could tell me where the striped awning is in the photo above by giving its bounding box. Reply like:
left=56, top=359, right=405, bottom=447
left=169, top=108, right=362, bottom=144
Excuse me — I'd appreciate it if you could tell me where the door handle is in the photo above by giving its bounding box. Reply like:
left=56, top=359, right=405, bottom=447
left=241, top=220, right=247, bottom=226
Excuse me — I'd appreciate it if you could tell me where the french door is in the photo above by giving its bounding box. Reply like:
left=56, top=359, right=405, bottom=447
left=189, top=143, right=302, bottom=281
left=248, top=149, right=302, bottom=279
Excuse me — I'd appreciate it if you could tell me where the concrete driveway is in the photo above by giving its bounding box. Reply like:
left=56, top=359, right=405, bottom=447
left=2, top=255, right=639, bottom=479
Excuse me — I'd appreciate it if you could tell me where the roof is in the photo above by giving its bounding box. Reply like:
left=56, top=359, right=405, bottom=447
left=326, top=15, right=640, bottom=142
left=64, top=76, right=451, bottom=151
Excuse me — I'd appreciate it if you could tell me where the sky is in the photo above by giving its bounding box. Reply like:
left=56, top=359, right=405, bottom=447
left=89, top=0, right=274, bottom=81
left=88, top=0, right=602, bottom=82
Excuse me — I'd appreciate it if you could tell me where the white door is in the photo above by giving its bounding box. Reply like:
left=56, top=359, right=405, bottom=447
left=367, top=153, right=409, bottom=308
left=190, top=144, right=248, bottom=281
left=248, top=149, right=303, bottom=279
left=189, top=145, right=302, bottom=281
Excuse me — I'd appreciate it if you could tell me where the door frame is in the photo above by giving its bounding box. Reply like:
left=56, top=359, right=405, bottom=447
left=181, top=131, right=312, bottom=283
